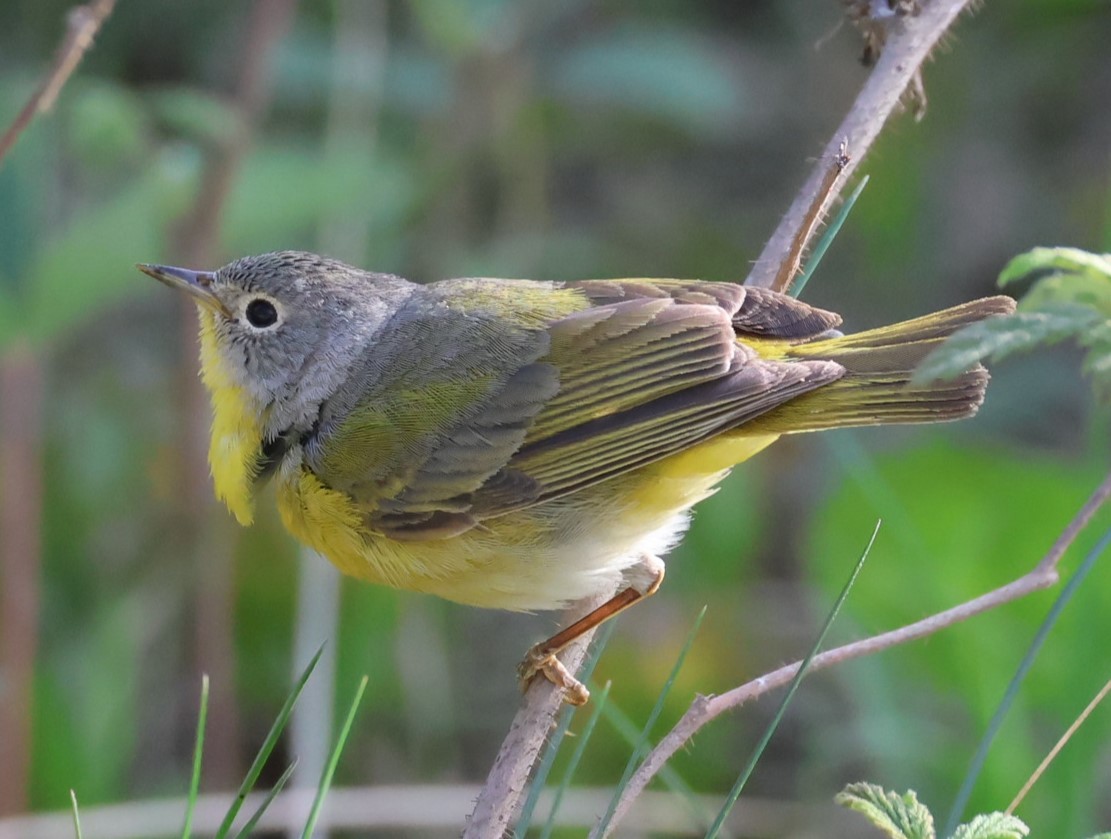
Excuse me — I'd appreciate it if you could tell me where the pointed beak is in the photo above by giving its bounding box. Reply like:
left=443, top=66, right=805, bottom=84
left=137, top=263, right=232, bottom=317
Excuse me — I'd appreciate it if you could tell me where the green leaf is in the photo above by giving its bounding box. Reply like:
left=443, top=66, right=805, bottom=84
left=595, top=607, right=707, bottom=836
left=998, top=247, right=1111, bottom=293
left=1021, top=270, right=1111, bottom=316
left=706, top=523, right=878, bottom=839
left=180, top=676, right=209, bottom=839
left=835, top=783, right=935, bottom=839
left=950, top=812, right=1029, bottom=839
left=300, top=675, right=369, bottom=839
left=232, top=759, right=298, bottom=839
left=69, top=790, right=83, bottom=839
left=537, top=681, right=613, bottom=839
left=916, top=246, right=1111, bottom=400
left=912, top=304, right=1102, bottom=384
left=214, top=647, right=323, bottom=839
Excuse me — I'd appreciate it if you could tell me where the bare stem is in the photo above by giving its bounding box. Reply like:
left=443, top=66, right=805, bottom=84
left=0, top=0, right=116, bottom=816
left=745, top=0, right=979, bottom=291
left=602, top=468, right=1111, bottom=834
left=0, top=0, right=116, bottom=166
left=0, top=347, right=44, bottom=815
left=463, top=592, right=611, bottom=838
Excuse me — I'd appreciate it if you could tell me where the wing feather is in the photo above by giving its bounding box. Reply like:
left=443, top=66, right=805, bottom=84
left=307, top=278, right=846, bottom=539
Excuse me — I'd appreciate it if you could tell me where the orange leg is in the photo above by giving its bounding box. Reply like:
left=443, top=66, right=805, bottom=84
left=518, top=555, right=665, bottom=705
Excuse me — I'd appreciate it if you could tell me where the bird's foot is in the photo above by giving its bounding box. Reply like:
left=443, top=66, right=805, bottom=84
left=518, top=647, right=590, bottom=706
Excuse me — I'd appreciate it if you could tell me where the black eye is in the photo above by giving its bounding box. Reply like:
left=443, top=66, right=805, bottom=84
left=245, top=298, right=278, bottom=328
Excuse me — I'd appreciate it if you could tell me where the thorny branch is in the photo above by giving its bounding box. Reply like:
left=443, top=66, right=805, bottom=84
left=746, top=0, right=979, bottom=292
left=601, top=469, right=1111, bottom=835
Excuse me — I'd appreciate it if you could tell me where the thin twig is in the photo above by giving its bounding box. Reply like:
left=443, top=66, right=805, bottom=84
left=772, top=140, right=850, bottom=295
left=1006, top=675, right=1111, bottom=815
left=0, top=0, right=116, bottom=166
left=745, top=0, right=979, bottom=291
left=602, top=468, right=1111, bottom=833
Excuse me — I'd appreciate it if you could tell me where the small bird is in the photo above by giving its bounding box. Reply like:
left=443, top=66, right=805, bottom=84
left=139, top=252, right=1013, bottom=703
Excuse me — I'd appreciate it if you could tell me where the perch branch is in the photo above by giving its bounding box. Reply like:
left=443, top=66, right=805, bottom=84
left=602, top=468, right=1111, bottom=834
left=463, top=592, right=611, bottom=838
left=745, top=0, right=979, bottom=291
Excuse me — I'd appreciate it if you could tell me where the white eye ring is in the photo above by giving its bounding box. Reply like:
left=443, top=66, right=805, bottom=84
left=242, top=296, right=282, bottom=330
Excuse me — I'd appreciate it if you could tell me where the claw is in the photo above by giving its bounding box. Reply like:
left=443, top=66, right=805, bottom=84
left=518, top=648, right=590, bottom=706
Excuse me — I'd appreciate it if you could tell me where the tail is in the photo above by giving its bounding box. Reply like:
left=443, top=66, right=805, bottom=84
left=749, top=296, right=1015, bottom=433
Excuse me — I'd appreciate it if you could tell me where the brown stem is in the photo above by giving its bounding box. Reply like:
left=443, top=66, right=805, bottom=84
left=0, top=0, right=116, bottom=816
left=0, top=0, right=116, bottom=166
left=600, top=468, right=1111, bottom=835
left=463, top=591, right=611, bottom=838
left=746, top=0, right=979, bottom=291
left=0, top=347, right=45, bottom=815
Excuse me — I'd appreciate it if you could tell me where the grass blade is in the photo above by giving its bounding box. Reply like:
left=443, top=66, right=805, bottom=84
left=516, top=620, right=617, bottom=835
left=1007, top=675, right=1111, bottom=815
left=705, top=520, right=879, bottom=839
left=791, top=175, right=869, bottom=299
left=232, top=758, right=300, bottom=839
left=215, top=645, right=325, bottom=839
left=596, top=699, right=711, bottom=833
left=69, top=790, right=82, bottom=839
left=181, top=675, right=209, bottom=839
left=300, top=675, right=369, bottom=839
left=944, top=524, right=1111, bottom=837
left=595, top=606, right=707, bottom=836
left=538, top=681, right=613, bottom=839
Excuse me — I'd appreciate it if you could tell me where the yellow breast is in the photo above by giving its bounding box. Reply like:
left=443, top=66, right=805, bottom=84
left=197, top=309, right=266, bottom=526
left=272, top=430, right=781, bottom=611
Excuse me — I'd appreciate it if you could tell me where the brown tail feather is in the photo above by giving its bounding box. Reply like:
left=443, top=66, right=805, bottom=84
left=745, top=296, right=1013, bottom=434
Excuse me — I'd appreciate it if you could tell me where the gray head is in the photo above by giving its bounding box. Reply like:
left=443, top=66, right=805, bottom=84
left=139, top=250, right=414, bottom=437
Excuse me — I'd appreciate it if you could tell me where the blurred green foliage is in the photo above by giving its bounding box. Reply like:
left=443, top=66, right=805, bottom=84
left=0, top=0, right=1109, bottom=836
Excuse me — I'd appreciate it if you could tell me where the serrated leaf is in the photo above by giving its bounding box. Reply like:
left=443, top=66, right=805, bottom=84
left=1021, top=271, right=1111, bottom=316
left=998, top=247, right=1111, bottom=290
left=950, top=812, right=1029, bottom=839
left=913, top=304, right=1102, bottom=384
left=835, top=783, right=935, bottom=839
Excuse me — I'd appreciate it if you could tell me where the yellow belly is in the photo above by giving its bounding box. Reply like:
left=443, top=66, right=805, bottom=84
left=276, top=432, right=780, bottom=610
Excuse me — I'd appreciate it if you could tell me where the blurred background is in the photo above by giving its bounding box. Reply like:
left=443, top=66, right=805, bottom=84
left=1, top=0, right=1110, bottom=836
